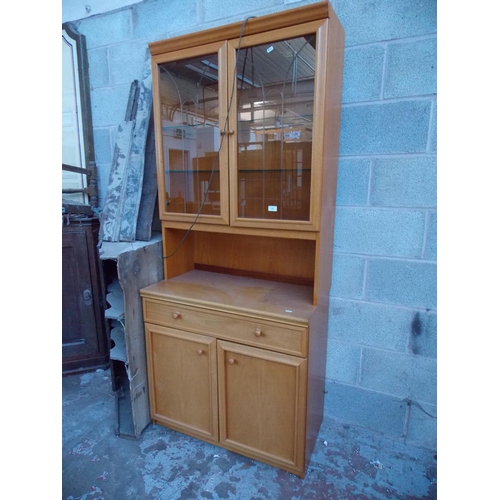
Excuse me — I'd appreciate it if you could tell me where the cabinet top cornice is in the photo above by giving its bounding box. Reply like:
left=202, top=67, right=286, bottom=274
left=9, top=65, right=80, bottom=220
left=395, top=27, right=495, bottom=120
left=148, top=1, right=331, bottom=56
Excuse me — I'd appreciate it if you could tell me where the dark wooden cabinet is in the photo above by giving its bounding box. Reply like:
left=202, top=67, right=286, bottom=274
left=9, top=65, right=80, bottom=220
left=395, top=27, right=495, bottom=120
left=62, top=216, right=109, bottom=374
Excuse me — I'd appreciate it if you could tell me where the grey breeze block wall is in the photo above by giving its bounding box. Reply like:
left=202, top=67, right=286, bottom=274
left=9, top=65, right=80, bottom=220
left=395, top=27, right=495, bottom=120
left=73, top=0, right=437, bottom=449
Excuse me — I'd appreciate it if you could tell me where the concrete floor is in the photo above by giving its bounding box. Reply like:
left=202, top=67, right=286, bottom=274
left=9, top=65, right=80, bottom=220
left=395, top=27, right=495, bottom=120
left=62, top=369, right=437, bottom=499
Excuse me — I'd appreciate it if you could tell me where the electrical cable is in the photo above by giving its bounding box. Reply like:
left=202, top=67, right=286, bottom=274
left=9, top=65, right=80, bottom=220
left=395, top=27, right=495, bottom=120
left=162, top=15, right=256, bottom=259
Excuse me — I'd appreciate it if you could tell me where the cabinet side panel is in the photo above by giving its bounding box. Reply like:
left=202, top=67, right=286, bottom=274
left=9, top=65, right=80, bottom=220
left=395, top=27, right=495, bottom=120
left=151, top=60, right=167, bottom=220
left=305, top=300, right=329, bottom=466
left=313, top=15, right=344, bottom=304
left=162, top=226, right=195, bottom=279
left=307, top=12, right=345, bottom=466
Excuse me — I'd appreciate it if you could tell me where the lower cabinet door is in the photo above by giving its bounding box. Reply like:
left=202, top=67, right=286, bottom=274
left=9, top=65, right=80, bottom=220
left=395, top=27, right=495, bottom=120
left=217, top=340, right=308, bottom=475
left=145, top=324, right=219, bottom=442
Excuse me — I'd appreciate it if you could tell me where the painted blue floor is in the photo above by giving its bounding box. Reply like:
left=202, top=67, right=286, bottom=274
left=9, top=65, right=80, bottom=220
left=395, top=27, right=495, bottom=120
left=62, top=369, right=437, bottom=499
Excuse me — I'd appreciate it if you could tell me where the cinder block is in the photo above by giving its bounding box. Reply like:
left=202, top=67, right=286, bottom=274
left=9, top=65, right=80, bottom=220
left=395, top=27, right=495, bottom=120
left=333, top=207, right=426, bottom=258
left=87, top=48, right=109, bottom=88
left=132, top=0, right=198, bottom=41
left=328, top=298, right=412, bottom=352
left=371, top=157, right=437, bottom=207
left=406, top=401, right=437, bottom=450
left=201, top=0, right=282, bottom=24
left=331, top=254, right=365, bottom=299
left=366, top=259, right=437, bottom=309
left=90, top=85, right=132, bottom=128
left=284, top=0, right=319, bottom=5
left=360, top=348, right=437, bottom=405
left=429, top=102, right=437, bottom=153
left=408, top=311, right=436, bottom=358
left=108, top=42, right=150, bottom=86
left=342, top=46, right=384, bottom=104
left=336, top=159, right=370, bottom=206
left=323, top=380, right=406, bottom=439
left=77, top=9, right=132, bottom=49
left=93, top=128, right=113, bottom=165
left=332, top=0, right=437, bottom=46
left=424, top=211, right=437, bottom=260
left=384, top=38, right=437, bottom=98
left=325, top=339, right=361, bottom=385
left=339, top=101, right=432, bottom=155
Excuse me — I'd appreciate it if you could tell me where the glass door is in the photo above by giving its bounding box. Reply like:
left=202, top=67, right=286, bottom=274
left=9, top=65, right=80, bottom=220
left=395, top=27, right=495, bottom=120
left=228, top=23, right=322, bottom=229
left=152, top=42, right=229, bottom=224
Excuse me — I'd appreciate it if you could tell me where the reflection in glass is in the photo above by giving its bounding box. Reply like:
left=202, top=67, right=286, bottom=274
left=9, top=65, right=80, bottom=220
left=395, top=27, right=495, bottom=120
left=236, top=35, right=316, bottom=221
left=159, top=54, right=221, bottom=215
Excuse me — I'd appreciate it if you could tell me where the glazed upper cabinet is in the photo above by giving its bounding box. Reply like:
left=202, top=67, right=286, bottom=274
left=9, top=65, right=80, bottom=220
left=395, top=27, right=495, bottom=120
left=151, top=9, right=335, bottom=231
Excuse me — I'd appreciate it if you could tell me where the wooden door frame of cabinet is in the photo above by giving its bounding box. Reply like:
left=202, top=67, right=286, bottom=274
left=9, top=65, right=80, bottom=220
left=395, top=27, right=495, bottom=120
left=227, top=19, right=327, bottom=232
left=144, top=323, right=219, bottom=442
left=151, top=41, right=230, bottom=225
left=217, top=340, right=308, bottom=477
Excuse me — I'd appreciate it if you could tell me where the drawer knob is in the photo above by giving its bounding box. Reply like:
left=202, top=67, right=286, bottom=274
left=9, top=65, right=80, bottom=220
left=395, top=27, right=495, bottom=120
left=228, top=358, right=235, bottom=364
left=172, top=312, right=181, bottom=319
left=254, top=328, right=262, bottom=337
left=197, top=349, right=203, bottom=355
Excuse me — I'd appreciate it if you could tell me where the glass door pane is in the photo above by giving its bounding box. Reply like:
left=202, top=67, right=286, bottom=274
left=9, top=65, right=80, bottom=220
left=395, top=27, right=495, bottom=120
left=158, top=53, right=222, bottom=217
left=235, top=34, right=316, bottom=221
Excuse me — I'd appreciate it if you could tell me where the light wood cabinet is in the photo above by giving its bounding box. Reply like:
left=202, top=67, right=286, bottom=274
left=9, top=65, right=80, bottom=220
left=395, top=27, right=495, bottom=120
left=141, top=0, right=344, bottom=478
left=142, top=272, right=314, bottom=476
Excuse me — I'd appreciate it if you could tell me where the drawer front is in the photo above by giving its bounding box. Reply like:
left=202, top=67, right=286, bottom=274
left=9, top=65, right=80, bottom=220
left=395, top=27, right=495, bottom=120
left=143, top=298, right=307, bottom=357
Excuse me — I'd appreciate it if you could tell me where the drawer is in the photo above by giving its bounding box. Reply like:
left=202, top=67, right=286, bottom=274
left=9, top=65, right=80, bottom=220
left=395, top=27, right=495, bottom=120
left=143, top=298, right=307, bottom=357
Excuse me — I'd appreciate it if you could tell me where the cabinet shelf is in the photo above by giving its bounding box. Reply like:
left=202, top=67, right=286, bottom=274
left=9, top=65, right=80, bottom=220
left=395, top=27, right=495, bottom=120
left=238, top=168, right=312, bottom=173
left=167, top=170, right=219, bottom=173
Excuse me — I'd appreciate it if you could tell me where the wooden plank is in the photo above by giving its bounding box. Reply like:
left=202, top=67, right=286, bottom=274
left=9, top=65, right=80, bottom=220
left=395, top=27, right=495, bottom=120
left=99, top=51, right=153, bottom=242
left=115, top=236, right=164, bottom=437
left=135, top=111, right=159, bottom=241
left=119, top=66, right=152, bottom=240
left=99, top=234, right=164, bottom=438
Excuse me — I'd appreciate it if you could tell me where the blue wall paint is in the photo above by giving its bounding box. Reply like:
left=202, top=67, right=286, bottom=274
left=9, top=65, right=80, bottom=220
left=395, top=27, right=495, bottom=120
left=74, top=0, right=437, bottom=449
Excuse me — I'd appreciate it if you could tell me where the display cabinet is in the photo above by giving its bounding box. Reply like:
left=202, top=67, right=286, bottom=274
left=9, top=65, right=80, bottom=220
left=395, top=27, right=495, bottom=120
left=141, top=0, right=344, bottom=477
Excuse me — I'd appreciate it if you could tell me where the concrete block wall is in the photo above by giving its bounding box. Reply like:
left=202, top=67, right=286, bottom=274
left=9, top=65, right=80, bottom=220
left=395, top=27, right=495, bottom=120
left=326, top=0, right=437, bottom=449
left=71, top=0, right=437, bottom=449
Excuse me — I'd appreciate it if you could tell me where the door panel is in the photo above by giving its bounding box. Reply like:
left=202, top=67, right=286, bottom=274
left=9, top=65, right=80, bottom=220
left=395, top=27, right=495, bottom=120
left=228, top=21, right=325, bottom=230
left=62, top=228, right=99, bottom=358
left=153, top=41, right=229, bottom=224
left=145, top=324, right=219, bottom=442
left=217, top=340, right=307, bottom=473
